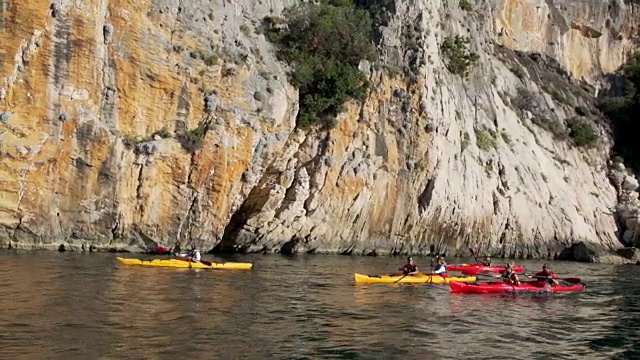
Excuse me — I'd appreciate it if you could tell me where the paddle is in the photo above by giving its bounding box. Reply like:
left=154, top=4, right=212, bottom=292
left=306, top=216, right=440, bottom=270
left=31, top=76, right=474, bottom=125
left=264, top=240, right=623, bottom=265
left=523, top=273, right=582, bottom=284
left=392, top=272, right=446, bottom=283
left=394, top=271, right=419, bottom=283
left=469, top=248, right=480, bottom=264
left=174, top=256, right=213, bottom=267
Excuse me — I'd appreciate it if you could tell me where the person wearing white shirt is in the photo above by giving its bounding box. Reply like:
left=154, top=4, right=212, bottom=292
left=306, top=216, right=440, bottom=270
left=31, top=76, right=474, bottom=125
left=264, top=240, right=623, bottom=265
left=186, top=249, right=201, bottom=262
left=432, top=256, right=448, bottom=277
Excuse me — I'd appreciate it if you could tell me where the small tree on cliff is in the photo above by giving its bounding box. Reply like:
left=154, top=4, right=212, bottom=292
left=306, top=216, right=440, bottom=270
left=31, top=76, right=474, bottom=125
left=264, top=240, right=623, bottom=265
left=263, top=1, right=376, bottom=128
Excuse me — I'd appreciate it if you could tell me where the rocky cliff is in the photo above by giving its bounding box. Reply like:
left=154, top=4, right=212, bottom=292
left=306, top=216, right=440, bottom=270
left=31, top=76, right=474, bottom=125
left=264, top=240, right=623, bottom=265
left=1, top=0, right=639, bottom=261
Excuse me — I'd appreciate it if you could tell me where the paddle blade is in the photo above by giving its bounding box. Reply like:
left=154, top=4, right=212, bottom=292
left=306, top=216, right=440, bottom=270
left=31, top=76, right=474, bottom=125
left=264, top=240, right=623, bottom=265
left=562, top=277, right=582, bottom=284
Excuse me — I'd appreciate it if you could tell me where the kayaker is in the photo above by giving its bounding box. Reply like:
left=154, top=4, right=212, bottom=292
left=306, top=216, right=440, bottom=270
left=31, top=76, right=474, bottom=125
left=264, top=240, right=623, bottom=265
left=482, top=256, right=491, bottom=266
left=529, top=264, right=559, bottom=286
left=399, top=257, right=419, bottom=275
left=432, top=256, right=448, bottom=277
left=171, top=240, right=182, bottom=255
left=184, top=247, right=202, bottom=263
left=494, top=263, right=520, bottom=285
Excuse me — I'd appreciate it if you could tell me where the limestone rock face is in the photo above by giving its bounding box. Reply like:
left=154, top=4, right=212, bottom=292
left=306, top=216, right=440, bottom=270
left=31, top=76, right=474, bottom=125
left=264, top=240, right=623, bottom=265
left=1, top=0, right=639, bottom=259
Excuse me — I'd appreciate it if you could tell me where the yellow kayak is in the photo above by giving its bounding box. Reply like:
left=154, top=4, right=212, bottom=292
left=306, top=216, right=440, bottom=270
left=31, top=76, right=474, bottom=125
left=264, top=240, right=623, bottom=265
left=354, top=272, right=476, bottom=284
left=116, top=257, right=253, bottom=270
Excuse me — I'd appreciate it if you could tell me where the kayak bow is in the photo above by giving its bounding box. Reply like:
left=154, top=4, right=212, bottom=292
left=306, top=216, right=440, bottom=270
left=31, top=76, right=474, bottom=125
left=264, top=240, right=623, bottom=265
left=116, top=257, right=253, bottom=270
left=354, top=273, right=477, bottom=284
left=449, top=280, right=584, bottom=294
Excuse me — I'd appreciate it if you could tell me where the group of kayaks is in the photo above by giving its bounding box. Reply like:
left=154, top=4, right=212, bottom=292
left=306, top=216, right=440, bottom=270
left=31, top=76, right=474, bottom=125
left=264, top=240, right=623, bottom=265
left=116, top=254, right=584, bottom=295
left=354, top=263, right=586, bottom=295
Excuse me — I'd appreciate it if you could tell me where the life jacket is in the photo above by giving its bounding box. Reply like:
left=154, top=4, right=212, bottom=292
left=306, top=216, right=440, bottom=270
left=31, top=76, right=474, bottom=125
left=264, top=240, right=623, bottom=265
left=502, top=270, right=517, bottom=283
left=402, top=264, right=417, bottom=274
left=534, top=270, right=557, bottom=279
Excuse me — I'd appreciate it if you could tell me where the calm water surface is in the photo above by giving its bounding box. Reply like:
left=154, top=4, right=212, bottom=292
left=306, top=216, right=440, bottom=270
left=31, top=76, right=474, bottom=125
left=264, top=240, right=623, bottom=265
left=0, top=252, right=638, bottom=359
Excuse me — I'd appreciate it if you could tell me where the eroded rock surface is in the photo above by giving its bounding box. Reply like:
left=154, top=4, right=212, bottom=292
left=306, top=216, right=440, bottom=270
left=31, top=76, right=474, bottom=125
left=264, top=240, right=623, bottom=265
left=1, top=0, right=639, bottom=261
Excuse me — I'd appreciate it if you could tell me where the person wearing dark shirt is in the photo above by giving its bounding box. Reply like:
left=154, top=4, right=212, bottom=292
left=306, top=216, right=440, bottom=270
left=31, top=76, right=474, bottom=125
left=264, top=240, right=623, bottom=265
left=530, top=264, right=559, bottom=286
left=171, top=240, right=181, bottom=255
left=399, top=257, right=418, bottom=275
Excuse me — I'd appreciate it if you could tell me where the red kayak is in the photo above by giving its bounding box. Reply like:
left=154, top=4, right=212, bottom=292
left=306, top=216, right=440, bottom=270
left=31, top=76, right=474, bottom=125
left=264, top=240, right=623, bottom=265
left=145, top=246, right=172, bottom=255
left=449, top=280, right=585, bottom=294
left=447, top=264, right=525, bottom=274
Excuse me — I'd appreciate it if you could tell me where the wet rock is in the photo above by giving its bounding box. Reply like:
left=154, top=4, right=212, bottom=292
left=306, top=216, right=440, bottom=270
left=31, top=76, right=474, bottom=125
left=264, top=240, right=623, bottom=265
left=253, top=91, right=264, bottom=102
left=616, top=247, right=639, bottom=261
left=557, top=241, right=598, bottom=262
left=280, top=237, right=301, bottom=255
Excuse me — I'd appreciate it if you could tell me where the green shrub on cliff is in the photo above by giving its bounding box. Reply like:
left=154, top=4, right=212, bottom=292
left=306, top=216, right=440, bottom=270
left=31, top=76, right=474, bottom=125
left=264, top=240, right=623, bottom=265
left=263, top=1, right=376, bottom=128
left=176, top=125, right=207, bottom=153
left=441, top=35, right=479, bottom=77
left=567, top=117, right=598, bottom=147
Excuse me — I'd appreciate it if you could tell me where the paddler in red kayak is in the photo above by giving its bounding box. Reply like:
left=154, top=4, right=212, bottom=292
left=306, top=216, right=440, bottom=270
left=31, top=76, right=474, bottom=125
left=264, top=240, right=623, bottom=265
left=494, top=263, right=520, bottom=285
left=529, top=264, right=559, bottom=286
left=399, top=257, right=419, bottom=275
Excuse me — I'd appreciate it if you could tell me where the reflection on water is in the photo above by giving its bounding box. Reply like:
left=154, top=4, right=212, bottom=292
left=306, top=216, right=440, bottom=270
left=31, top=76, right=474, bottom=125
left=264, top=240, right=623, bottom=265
left=0, top=252, right=638, bottom=359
